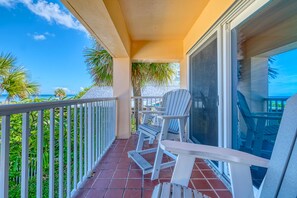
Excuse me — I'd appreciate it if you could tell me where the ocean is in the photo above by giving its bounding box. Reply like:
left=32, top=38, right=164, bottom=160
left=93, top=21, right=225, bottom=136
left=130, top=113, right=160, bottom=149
left=0, top=94, right=76, bottom=103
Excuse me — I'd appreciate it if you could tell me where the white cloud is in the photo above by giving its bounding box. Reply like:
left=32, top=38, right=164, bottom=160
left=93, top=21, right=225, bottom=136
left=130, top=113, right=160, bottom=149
left=28, top=32, right=55, bottom=41
left=1, top=0, right=88, bottom=35
left=0, top=0, right=15, bottom=7
left=33, top=34, right=46, bottom=40
left=44, top=32, right=55, bottom=37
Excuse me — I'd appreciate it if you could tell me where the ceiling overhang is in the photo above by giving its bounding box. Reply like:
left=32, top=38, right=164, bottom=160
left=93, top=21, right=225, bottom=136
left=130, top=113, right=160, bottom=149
left=61, top=0, right=225, bottom=62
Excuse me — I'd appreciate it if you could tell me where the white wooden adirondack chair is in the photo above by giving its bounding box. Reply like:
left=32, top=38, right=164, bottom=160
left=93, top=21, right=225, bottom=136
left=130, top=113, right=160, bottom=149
left=128, top=89, right=192, bottom=180
left=237, top=91, right=282, bottom=156
left=152, top=93, right=297, bottom=198
left=141, top=90, right=172, bottom=141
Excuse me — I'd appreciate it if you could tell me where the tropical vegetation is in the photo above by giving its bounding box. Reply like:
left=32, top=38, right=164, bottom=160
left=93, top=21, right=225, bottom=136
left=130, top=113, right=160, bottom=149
left=0, top=53, right=39, bottom=102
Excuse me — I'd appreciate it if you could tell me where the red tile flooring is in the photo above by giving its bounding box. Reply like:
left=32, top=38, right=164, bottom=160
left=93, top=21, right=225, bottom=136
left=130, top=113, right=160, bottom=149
left=74, top=135, right=232, bottom=198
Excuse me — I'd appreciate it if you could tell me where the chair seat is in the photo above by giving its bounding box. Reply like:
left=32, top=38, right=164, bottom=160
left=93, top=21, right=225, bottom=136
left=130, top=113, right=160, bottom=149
left=152, top=182, right=210, bottom=198
left=263, top=125, right=279, bottom=136
left=139, top=123, right=179, bottom=136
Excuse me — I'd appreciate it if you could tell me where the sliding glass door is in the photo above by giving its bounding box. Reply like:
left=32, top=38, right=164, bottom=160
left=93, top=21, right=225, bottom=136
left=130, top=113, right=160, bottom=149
left=189, top=35, right=218, bottom=147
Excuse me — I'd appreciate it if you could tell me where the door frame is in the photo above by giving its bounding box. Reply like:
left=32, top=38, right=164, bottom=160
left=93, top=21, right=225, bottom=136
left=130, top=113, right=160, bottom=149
left=187, top=27, right=224, bottom=173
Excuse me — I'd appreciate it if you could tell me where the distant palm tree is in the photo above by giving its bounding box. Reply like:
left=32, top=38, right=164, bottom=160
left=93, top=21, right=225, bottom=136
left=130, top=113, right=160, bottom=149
left=54, top=88, right=66, bottom=100
left=0, top=53, right=39, bottom=103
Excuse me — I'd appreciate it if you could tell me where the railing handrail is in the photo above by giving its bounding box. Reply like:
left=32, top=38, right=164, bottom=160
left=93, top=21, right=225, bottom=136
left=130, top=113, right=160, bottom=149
left=263, top=97, right=289, bottom=101
left=0, top=97, right=117, bottom=116
left=131, top=96, right=162, bottom=99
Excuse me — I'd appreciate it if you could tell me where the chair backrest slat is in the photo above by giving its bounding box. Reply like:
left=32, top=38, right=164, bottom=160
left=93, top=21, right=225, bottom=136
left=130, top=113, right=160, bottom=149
left=277, top=138, right=297, bottom=197
left=237, top=91, right=256, bottom=131
left=260, top=94, right=297, bottom=197
left=163, top=89, right=191, bottom=133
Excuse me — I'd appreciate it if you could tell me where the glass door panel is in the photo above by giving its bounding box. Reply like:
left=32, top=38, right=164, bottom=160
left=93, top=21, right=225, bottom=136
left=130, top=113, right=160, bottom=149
left=189, top=36, right=218, bottom=147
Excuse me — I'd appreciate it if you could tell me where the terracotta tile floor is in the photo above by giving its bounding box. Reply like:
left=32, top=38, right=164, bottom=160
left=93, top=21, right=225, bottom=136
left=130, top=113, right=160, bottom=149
left=74, top=135, right=232, bottom=198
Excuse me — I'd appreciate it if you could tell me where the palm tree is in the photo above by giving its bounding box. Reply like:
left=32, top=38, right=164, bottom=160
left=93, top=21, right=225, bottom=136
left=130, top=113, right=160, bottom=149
left=54, top=88, right=66, bottom=100
left=0, top=53, right=39, bottom=103
left=84, top=42, right=175, bottom=128
left=84, top=45, right=113, bottom=86
left=84, top=43, right=175, bottom=96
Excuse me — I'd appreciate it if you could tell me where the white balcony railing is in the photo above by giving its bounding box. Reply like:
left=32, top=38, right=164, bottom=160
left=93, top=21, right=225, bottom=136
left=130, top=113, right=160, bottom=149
left=264, top=96, right=288, bottom=112
left=0, top=98, right=117, bottom=198
left=131, top=96, right=162, bottom=132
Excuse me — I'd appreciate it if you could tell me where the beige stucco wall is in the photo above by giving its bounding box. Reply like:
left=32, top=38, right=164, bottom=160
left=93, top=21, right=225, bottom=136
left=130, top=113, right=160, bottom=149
left=179, top=58, right=187, bottom=88
left=131, top=40, right=183, bottom=62
left=113, top=58, right=131, bottom=139
left=180, top=0, right=235, bottom=86
left=183, top=0, right=235, bottom=54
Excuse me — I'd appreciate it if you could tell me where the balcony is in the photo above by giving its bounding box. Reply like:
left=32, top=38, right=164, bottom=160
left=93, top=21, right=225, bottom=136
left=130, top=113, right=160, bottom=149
left=0, top=97, right=231, bottom=198
left=74, top=135, right=231, bottom=198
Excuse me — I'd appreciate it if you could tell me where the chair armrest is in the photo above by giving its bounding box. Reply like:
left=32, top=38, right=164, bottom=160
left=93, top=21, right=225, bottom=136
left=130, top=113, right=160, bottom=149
left=157, top=115, right=189, bottom=119
left=160, top=140, right=269, bottom=168
left=253, top=112, right=282, bottom=116
left=140, top=110, right=164, bottom=115
left=155, top=107, right=165, bottom=111
left=145, top=105, right=156, bottom=109
left=251, top=113, right=282, bottom=120
left=250, top=112, right=282, bottom=120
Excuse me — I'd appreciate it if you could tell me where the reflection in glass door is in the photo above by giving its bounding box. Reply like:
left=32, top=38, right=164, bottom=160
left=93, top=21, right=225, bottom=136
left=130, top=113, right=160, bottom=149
left=189, top=36, right=218, bottom=147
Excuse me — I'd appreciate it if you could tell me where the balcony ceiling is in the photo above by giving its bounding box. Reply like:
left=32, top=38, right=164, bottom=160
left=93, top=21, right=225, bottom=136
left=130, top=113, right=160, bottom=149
left=61, top=0, right=225, bottom=59
left=117, top=0, right=210, bottom=40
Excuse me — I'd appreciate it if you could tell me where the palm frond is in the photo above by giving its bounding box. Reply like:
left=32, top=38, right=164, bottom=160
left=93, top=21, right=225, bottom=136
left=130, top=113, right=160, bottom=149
left=84, top=47, right=113, bottom=86
left=0, top=53, right=16, bottom=77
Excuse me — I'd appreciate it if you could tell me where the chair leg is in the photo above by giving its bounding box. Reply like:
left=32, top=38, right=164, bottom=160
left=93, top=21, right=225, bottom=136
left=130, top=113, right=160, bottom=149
left=136, top=131, right=145, bottom=152
left=149, top=137, right=154, bottom=144
left=151, top=145, right=164, bottom=180
left=245, top=129, right=254, bottom=149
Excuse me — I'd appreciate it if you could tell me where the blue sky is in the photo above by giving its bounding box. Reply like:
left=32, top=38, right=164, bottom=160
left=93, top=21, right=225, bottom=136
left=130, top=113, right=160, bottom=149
left=0, top=0, right=93, bottom=94
left=269, top=48, right=297, bottom=97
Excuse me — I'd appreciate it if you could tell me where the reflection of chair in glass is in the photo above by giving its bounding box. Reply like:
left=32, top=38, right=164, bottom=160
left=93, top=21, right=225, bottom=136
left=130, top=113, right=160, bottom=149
left=128, top=89, right=191, bottom=180
left=153, top=93, right=297, bottom=198
left=237, top=91, right=282, bottom=156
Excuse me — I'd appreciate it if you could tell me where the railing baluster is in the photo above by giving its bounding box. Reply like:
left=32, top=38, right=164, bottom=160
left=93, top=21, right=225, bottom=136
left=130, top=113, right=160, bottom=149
left=107, top=102, right=109, bottom=147
left=67, top=106, right=71, bottom=198
left=104, top=101, right=107, bottom=151
left=49, top=108, right=55, bottom=198
left=99, top=102, right=102, bottom=158
left=79, top=105, right=83, bottom=182
left=0, top=116, right=10, bottom=198
left=112, top=100, right=115, bottom=141
left=96, top=102, right=100, bottom=162
left=84, top=104, right=87, bottom=176
left=87, top=103, right=93, bottom=174
left=36, top=110, right=44, bottom=198
left=59, top=107, right=64, bottom=198
left=73, top=105, right=78, bottom=191
left=21, top=113, right=29, bottom=198
left=91, top=102, right=96, bottom=166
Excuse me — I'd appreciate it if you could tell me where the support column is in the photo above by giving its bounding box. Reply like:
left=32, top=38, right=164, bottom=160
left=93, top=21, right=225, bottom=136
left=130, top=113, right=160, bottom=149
left=180, top=57, right=188, bottom=89
left=113, top=58, right=131, bottom=139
